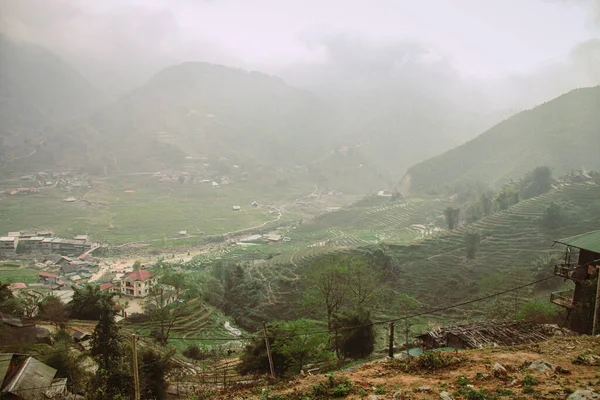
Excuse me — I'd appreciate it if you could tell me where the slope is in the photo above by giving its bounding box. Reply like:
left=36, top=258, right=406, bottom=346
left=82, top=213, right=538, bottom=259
left=404, top=86, right=600, bottom=192
left=0, top=35, right=103, bottom=166
left=225, top=336, right=600, bottom=399
left=388, top=182, right=600, bottom=306
left=33, top=62, right=334, bottom=175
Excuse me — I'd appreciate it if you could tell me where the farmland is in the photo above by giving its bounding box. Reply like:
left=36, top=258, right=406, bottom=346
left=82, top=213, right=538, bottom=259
left=184, top=182, right=600, bottom=329
left=0, top=175, right=321, bottom=245
left=119, top=298, right=246, bottom=352
left=388, top=182, right=600, bottom=305
left=0, top=261, right=38, bottom=284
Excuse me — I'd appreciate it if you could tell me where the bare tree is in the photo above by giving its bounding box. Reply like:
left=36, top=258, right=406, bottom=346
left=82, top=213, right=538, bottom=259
left=304, top=256, right=348, bottom=333
left=346, top=258, right=381, bottom=307
left=143, top=284, right=187, bottom=345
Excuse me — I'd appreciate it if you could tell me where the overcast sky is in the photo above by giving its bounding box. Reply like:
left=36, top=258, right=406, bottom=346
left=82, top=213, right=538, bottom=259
left=1, top=0, right=599, bottom=99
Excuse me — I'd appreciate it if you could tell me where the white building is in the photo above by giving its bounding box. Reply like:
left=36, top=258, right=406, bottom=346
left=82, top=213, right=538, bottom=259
left=120, top=269, right=156, bottom=297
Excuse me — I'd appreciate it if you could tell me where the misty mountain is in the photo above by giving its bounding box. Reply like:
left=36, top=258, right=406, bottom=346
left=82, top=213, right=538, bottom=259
left=279, top=37, right=507, bottom=183
left=26, top=62, right=336, bottom=174
left=0, top=35, right=103, bottom=151
left=404, top=86, right=600, bottom=192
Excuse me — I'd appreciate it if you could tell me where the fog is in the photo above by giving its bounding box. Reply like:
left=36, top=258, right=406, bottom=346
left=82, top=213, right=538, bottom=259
left=1, top=0, right=599, bottom=116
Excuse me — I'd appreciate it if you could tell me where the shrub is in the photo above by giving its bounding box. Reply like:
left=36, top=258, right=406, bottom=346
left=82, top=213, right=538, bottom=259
left=465, top=230, right=481, bottom=260
left=183, top=344, right=210, bottom=361
left=238, top=319, right=330, bottom=377
left=332, top=309, right=375, bottom=359
left=310, top=374, right=353, bottom=398
left=516, top=300, right=560, bottom=323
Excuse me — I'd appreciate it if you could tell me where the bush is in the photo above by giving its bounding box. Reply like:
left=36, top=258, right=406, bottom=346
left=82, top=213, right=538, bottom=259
left=182, top=344, right=210, bottom=361
left=310, top=374, right=353, bottom=398
left=238, top=319, right=330, bottom=377
left=516, top=300, right=560, bottom=323
left=465, top=230, right=481, bottom=260
left=539, top=201, right=566, bottom=230
left=332, top=309, right=374, bottom=359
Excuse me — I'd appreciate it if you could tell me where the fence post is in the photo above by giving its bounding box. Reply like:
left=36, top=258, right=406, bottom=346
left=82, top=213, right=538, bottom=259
left=132, top=334, right=140, bottom=400
left=388, top=322, right=394, bottom=358
left=334, top=329, right=340, bottom=359
left=593, top=267, right=600, bottom=335
left=263, top=322, right=276, bottom=378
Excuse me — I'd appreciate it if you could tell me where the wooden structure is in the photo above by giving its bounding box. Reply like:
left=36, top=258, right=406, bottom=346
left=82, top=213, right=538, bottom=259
left=416, top=320, right=574, bottom=350
left=551, top=230, right=600, bottom=333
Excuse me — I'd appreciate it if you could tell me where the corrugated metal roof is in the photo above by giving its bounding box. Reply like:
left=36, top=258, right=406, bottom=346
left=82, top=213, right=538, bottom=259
left=555, top=230, right=600, bottom=254
left=0, top=353, right=15, bottom=384
left=2, top=357, right=57, bottom=400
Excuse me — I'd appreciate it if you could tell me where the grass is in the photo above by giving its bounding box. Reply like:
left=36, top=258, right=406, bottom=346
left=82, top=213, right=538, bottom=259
left=0, top=175, right=313, bottom=245
left=119, top=298, right=245, bottom=353
left=0, top=262, right=38, bottom=284
left=386, top=182, right=600, bottom=307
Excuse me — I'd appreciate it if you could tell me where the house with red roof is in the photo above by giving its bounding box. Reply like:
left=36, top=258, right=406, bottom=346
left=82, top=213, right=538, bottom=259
left=39, top=271, right=60, bottom=284
left=120, top=269, right=156, bottom=297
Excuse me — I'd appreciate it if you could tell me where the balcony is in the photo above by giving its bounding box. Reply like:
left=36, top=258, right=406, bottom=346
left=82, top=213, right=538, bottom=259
left=553, top=263, right=581, bottom=281
left=550, top=289, right=575, bottom=309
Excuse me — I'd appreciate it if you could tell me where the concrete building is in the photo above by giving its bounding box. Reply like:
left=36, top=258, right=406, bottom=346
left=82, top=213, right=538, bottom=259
left=120, top=269, right=156, bottom=297
left=0, top=237, right=18, bottom=256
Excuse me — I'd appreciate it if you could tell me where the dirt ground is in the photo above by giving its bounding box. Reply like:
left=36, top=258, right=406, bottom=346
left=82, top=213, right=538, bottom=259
left=213, top=336, right=600, bottom=399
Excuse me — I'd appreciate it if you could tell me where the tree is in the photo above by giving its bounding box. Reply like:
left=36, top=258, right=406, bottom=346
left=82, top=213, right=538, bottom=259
left=495, top=184, right=520, bottom=210
left=303, top=255, right=348, bottom=333
left=132, top=260, right=142, bottom=270
left=238, top=319, right=330, bottom=377
left=70, top=285, right=104, bottom=320
left=38, top=295, right=67, bottom=326
left=0, top=282, right=13, bottom=303
left=15, top=241, right=29, bottom=255
left=139, top=348, right=173, bottom=400
left=0, top=282, right=25, bottom=316
left=143, top=285, right=187, bottom=345
left=521, top=166, right=553, bottom=199
left=332, top=309, right=375, bottom=359
left=444, top=207, right=460, bottom=230
left=539, top=201, right=566, bottom=230
left=516, top=300, right=560, bottom=323
left=465, top=230, right=481, bottom=260
left=480, top=192, right=494, bottom=216
left=346, top=258, right=381, bottom=307
left=17, top=290, right=44, bottom=318
left=91, top=292, right=121, bottom=370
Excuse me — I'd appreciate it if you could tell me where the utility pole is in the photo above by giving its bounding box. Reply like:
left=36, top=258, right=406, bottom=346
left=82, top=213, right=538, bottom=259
left=405, top=315, right=411, bottom=357
left=592, top=267, right=600, bottom=335
left=132, top=334, right=140, bottom=400
left=262, top=323, right=275, bottom=378
left=388, top=322, right=394, bottom=358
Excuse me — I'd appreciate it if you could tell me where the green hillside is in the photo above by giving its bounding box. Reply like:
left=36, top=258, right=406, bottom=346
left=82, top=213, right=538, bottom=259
left=170, top=182, right=600, bottom=331
left=28, top=62, right=335, bottom=175
left=405, top=86, right=600, bottom=192
left=0, top=35, right=103, bottom=166
left=388, top=182, right=600, bottom=306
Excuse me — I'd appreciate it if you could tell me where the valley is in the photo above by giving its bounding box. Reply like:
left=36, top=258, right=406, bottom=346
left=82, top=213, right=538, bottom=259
left=1, top=7, right=600, bottom=397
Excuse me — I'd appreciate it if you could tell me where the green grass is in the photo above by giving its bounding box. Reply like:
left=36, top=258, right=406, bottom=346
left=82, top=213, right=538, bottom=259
left=119, top=298, right=245, bottom=353
left=386, top=182, right=600, bottom=307
left=0, top=175, right=313, bottom=245
left=408, top=86, right=600, bottom=191
left=0, top=262, right=38, bottom=284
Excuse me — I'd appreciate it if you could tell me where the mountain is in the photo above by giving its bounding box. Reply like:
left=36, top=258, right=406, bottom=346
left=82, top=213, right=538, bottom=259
left=0, top=35, right=103, bottom=162
left=24, top=62, right=338, bottom=175
left=403, top=86, right=600, bottom=192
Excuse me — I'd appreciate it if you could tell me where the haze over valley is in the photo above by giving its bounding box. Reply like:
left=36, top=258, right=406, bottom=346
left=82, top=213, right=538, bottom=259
left=1, top=1, right=600, bottom=399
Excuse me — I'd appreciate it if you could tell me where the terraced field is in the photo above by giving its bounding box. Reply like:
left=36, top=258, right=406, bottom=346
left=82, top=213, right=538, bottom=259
left=390, top=182, right=600, bottom=306
left=289, top=197, right=449, bottom=248
left=120, top=298, right=245, bottom=352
